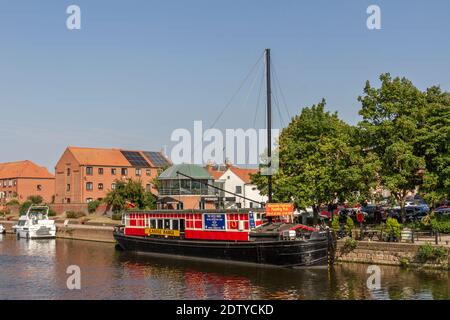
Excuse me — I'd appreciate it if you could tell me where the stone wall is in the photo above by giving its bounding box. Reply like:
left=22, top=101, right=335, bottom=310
left=0, top=220, right=115, bottom=243
left=56, top=224, right=115, bottom=243
left=336, top=239, right=450, bottom=269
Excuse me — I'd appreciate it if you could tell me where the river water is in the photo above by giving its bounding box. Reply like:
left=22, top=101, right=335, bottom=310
left=0, top=234, right=448, bottom=300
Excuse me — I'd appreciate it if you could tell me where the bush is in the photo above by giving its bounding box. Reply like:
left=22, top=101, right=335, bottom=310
left=345, top=216, right=355, bottom=236
left=27, top=195, right=43, bottom=205
left=416, top=243, right=448, bottom=263
left=88, top=200, right=101, bottom=214
left=399, top=257, right=410, bottom=269
left=48, top=209, right=57, bottom=217
left=385, top=217, right=401, bottom=239
left=112, top=212, right=123, bottom=221
left=6, top=199, right=20, bottom=206
left=66, top=211, right=86, bottom=219
left=430, top=215, right=450, bottom=234
left=331, top=215, right=340, bottom=232
left=343, top=238, right=358, bottom=251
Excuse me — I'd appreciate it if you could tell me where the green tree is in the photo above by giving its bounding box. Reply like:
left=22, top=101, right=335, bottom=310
left=27, top=195, right=43, bottom=205
left=104, top=179, right=157, bottom=213
left=20, top=201, right=32, bottom=215
left=416, top=86, right=450, bottom=207
left=358, top=74, right=426, bottom=219
left=252, top=100, right=378, bottom=223
left=87, top=200, right=101, bottom=213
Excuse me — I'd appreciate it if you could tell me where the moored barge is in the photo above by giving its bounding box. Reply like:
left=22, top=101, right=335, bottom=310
left=113, top=209, right=335, bottom=267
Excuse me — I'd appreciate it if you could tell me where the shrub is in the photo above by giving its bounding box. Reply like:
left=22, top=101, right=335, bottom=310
left=112, top=212, right=123, bottom=221
left=430, top=215, right=450, bottom=234
left=48, top=209, right=57, bottom=217
left=399, top=257, right=410, bottom=269
left=88, top=200, right=101, bottom=214
left=345, top=216, right=355, bottom=235
left=416, top=243, right=448, bottom=263
left=27, top=195, right=43, bottom=205
left=343, top=238, right=358, bottom=251
left=385, top=217, right=401, bottom=239
left=331, top=215, right=340, bottom=232
left=66, top=211, right=86, bottom=219
left=6, top=199, right=20, bottom=206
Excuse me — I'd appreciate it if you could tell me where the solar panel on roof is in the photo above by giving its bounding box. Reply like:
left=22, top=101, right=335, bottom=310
left=144, top=151, right=170, bottom=167
left=121, top=151, right=150, bottom=168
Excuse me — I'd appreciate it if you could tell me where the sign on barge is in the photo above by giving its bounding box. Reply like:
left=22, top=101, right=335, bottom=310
left=113, top=209, right=336, bottom=267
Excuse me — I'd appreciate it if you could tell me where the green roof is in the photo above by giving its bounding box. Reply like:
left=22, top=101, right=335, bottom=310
left=158, top=164, right=213, bottom=180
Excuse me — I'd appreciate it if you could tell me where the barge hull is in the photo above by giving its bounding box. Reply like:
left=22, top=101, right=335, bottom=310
left=113, top=232, right=330, bottom=267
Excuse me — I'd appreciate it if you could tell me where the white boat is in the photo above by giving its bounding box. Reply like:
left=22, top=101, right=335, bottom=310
left=12, top=215, right=27, bottom=234
left=17, top=205, right=56, bottom=239
left=0, top=224, right=5, bottom=234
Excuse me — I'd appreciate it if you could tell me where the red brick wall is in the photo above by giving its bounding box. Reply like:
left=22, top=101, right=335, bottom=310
left=16, top=178, right=55, bottom=203
left=0, top=178, right=54, bottom=204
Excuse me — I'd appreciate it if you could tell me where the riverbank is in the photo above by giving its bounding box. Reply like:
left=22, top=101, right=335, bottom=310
left=0, top=220, right=115, bottom=243
left=336, top=239, right=450, bottom=270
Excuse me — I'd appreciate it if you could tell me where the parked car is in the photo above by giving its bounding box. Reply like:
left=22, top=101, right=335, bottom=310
left=434, top=207, right=450, bottom=216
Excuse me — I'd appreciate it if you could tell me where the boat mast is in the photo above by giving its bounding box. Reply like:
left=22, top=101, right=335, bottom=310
left=265, top=48, right=273, bottom=204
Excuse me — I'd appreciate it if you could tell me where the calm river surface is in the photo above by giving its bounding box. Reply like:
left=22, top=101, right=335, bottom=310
left=0, top=234, right=448, bottom=300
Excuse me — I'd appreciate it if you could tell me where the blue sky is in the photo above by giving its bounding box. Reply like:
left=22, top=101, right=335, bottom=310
left=1, top=0, right=449, bottom=171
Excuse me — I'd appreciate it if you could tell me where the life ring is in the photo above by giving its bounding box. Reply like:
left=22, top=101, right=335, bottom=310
left=230, top=221, right=238, bottom=229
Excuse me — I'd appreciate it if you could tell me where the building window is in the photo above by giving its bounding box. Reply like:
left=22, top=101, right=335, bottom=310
left=98, top=168, right=104, bottom=175
left=176, top=202, right=184, bottom=210
left=121, top=168, right=128, bottom=176
left=111, top=183, right=117, bottom=190
left=86, top=198, right=93, bottom=203
left=111, top=168, right=117, bottom=175
left=235, top=186, right=242, bottom=194
left=250, top=202, right=254, bottom=209
left=86, top=182, right=93, bottom=191
left=66, top=198, right=71, bottom=204
left=86, top=167, right=93, bottom=175
left=67, top=184, right=71, bottom=192
left=98, top=183, right=104, bottom=190
left=37, top=185, right=42, bottom=191
left=135, top=168, right=141, bottom=176
left=199, top=201, right=205, bottom=210
left=13, top=180, right=17, bottom=186
left=67, top=168, right=71, bottom=176
left=146, top=169, right=151, bottom=176
left=8, top=180, right=12, bottom=187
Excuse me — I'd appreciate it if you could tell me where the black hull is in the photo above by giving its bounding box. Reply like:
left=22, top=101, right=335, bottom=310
left=113, top=232, right=333, bottom=267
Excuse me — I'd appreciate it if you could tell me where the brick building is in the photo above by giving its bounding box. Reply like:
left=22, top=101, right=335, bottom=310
left=0, top=160, right=55, bottom=204
left=54, top=146, right=170, bottom=204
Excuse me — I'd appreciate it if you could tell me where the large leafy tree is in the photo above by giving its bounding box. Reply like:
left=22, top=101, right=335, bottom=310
left=252, top=100, right=378, bottom=223
left=416, top=86, right=450, bottom=206
left=105, top=179, right=156, bottom=213
left=358, top=74, right=426, bottom=218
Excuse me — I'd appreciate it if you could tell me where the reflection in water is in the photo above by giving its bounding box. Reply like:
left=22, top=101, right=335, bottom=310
left=0, top=234, right=448, bottom=300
